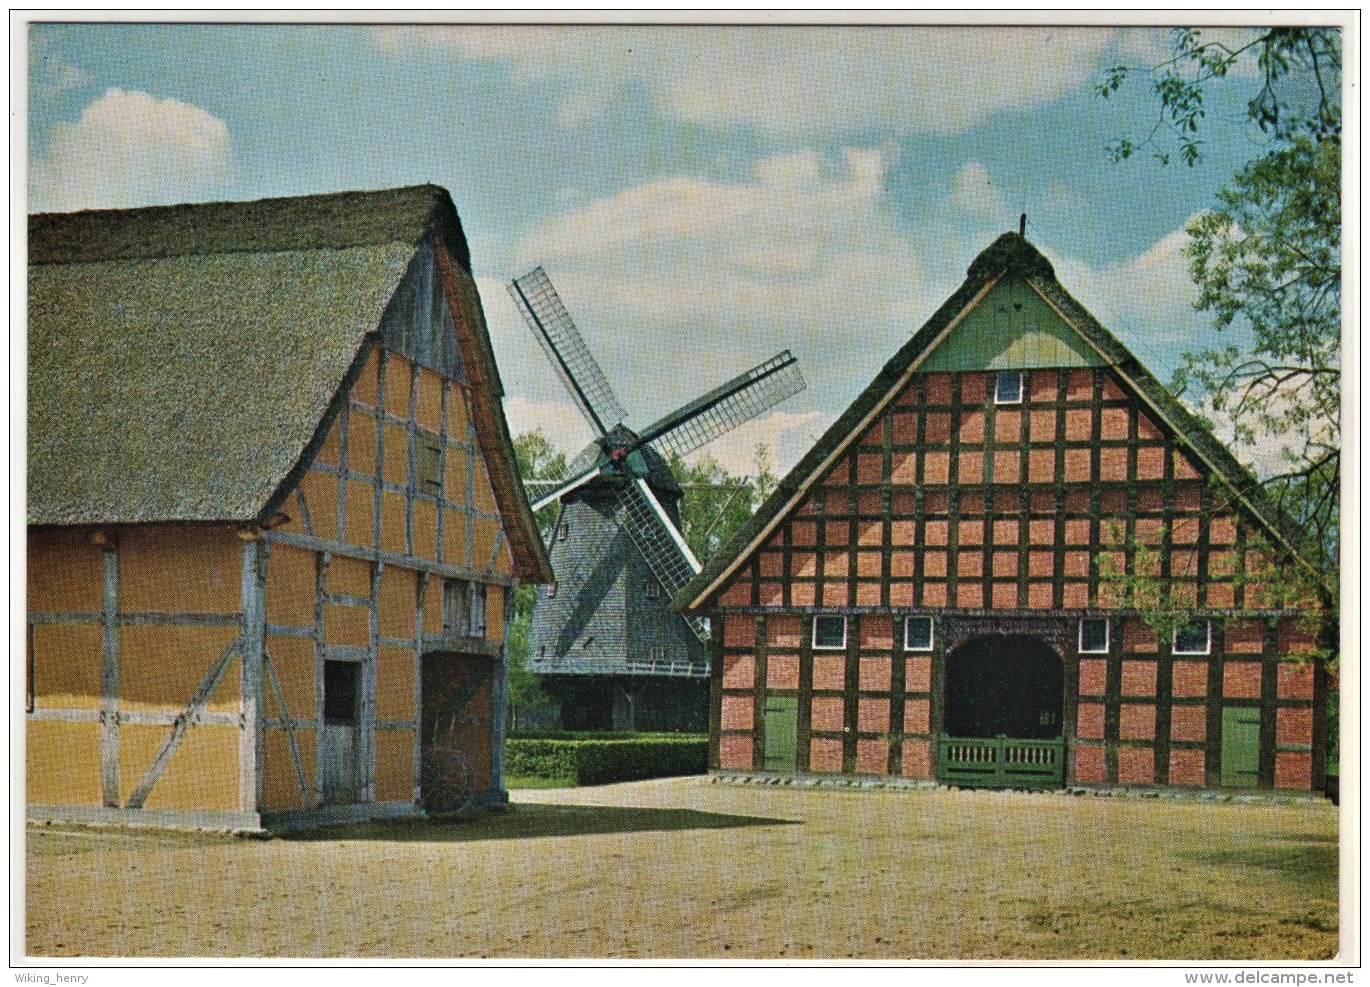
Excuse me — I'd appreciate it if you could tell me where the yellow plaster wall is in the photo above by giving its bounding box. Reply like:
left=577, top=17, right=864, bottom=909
left=415, top=367, right=443, bottom=432
left=447, top=386, right=469, bottom=438
left=31, top=624, right=101, bottom=709
left=120, top=723, right=239, bottom=811
left=314, top=414, right=341, bottom=467
left=380, top=490, right=408, bottom=555
left=28, top=529, right=104, bottom=612
left=471, top=456, right=498, bottom=514
left=120, top=626, right=241, bottom=714
left=347, top=412, right=378, bottom=479
left=374, top=730, right=415, bottom=804
left=485, top=585, right=505, bottom=643
left=323, top=605, right=370, bottom=647
left=377, top=567, right=418, bottom=640
left=326, top=555, right=372, bottom=597
left=412, top=500, right=438, bottom=561
left=265, top=544, right=316, bottom=626
left=443, top=448, right=470, bottom=507
left=377, top=645, right=415, bottom=721
left=441, top=507, right=468, bottom=567
left=265, top=634, right=315, bottom=720
left=384, top=353, right=414, bottom=419
left=343, top=481, right=375, bottom=547
left=297, top=470, right=340, bottom=542
left=263, top=728, right=316, bottom=811
left=471, top=518, right=499, bottom=572
left=120, top=526, right=240, bottom=613
left=28, top=721, right=102, bottom=806
left=381, top=421, right=409, bottom=486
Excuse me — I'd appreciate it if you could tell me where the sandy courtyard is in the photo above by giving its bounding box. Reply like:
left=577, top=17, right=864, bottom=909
left=26, top=778, right=1339, bottom=960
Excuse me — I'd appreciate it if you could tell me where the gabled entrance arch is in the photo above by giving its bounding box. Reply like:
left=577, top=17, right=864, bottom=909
left=940, top=634, right=1065, bottom=789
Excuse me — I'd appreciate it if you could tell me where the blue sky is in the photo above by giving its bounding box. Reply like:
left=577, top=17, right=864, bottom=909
left=28, top=20, right=1284, bottom=475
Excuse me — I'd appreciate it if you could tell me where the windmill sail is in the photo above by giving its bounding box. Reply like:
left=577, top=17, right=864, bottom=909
left=617, top=478, right=710, bottom=642
left=508, top=267, right=628, bottom=436
left=640, top=350, right=807, bottom=461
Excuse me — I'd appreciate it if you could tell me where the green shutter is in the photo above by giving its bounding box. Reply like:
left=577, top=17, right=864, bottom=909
left=1220, top=706, right=1262, bottom=787
left=763, top=695, right=798, bottom=771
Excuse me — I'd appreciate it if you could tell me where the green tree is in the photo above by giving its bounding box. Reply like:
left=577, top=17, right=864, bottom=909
left=512, top=428, right=569, bottom=545
left=1098, top=27, right=1341, bottom=773
left=1099, top=27, right=1341, bottom=571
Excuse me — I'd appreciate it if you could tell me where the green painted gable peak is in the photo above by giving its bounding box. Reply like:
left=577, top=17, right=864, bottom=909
left=919, top=275, right=1103, bottom=372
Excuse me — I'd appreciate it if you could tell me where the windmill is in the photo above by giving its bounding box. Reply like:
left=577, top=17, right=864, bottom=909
left=509, top=266, right=807, bottom=730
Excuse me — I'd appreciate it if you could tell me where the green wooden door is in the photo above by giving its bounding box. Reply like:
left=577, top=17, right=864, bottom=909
left=763, top=696, right=798, bottom=771
left=1220, top=706, right=1262, bottom=787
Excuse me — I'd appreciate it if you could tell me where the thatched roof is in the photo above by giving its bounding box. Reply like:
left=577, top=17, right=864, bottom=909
left=28, top=185, right=552, bottom=582
left=676, top=232, right=1303, bottom=612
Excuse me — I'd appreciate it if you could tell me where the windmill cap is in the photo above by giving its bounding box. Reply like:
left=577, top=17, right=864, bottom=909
left=966, top=231, right=1055, bottom=282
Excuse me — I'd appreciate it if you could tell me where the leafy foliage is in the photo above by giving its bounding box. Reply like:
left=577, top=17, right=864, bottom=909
left=1178, top=134, right=1340, bottom=567
left=668, top=445, right=777, bottom=562
left=1097, top=28, right=1341, bottom=166
left=512, top=428, right=570, bottom=545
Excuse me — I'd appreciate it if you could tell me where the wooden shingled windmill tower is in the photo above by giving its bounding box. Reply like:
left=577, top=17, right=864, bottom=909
left=509, top=267, right=807, bottom=730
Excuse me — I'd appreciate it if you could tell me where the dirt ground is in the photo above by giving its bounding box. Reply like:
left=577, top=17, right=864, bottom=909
left=26, top=778, right=1340, bottom=960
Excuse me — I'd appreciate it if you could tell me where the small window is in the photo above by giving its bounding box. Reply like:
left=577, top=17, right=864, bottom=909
left=323, top=660, right=360, bottom=725
left=904, top=616, right=934, bottom=652
left=443, top=578, right=471, bottom=636
left=547, top=582, right=557, bottom=599
left=417, top=436, right=443, bottom=496
left=558, top=523, right=570, bottom=541
left=995, top=371, right=1024, bottom=404
left=648, top=645, right=667, bottom=661
left=645, top=580, right=662, bottom=599
left=1079, top=618, right=1110, bottom=654
left=470, top=583, right=487, bottom=638
left=813, top=615, right=847, bottom=650
left=537, top=645, right=546, bottom=659
left=1174, top=620, right=1212, bottom=655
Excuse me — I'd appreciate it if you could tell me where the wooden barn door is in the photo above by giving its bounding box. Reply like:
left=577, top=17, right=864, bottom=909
left=320, top=659, right=362, bottom=804
left=1220, top=706, right=1261, bottom=788
left=763, top=696, right=798, bottom=771
left=420, top=652, right=493, bottom=813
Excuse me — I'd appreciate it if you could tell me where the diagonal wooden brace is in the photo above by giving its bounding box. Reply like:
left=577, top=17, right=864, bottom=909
left=125, top=635, right=242, bottom=809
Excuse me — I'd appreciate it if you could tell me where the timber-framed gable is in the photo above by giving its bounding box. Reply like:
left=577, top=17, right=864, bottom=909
left=679, top=232, right=1326, bottom=795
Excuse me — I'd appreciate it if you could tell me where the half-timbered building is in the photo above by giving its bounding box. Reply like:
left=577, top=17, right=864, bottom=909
left=677, top=232, right=1328, bottom=794
left=27, top=185, right=552, bottom=830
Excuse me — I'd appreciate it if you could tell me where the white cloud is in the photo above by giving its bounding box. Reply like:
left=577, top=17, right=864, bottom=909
left=699, top=409, right=836, bottom=477
left=502, top=394, right=595, bottom=459
left=501, top=146, right=939, bottom=423
left=950, top=161, right=1007, bottom=219
left=30, top=88, right=234, bottom=212
left=1046, top=224, right=1204, bottom=376
left=375, top=25, right=1121, bottom=136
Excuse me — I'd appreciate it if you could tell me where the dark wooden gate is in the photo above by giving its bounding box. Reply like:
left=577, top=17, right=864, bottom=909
left=938, top=736, right=1065, bottom=789
left=420, top=652, right=493, bottom=813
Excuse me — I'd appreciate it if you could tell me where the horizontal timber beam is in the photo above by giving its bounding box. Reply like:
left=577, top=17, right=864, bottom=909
left=264, top=529, right=514, bottom=587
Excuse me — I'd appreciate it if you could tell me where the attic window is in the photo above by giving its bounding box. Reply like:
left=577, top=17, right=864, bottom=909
left=649, top=645, right=667, bottom=661
left=546, top=583, right=557, bottom=599
left=558, top=523, right=570, bottom=541
left=645, top=580, right=662, bottom=599
left=995, top=371, right=1024, bottom=405
left=417, top=436, right=443, bottom=495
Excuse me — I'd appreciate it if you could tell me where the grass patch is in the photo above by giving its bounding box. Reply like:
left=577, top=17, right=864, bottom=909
left=505, top=775, right=577, bottom=790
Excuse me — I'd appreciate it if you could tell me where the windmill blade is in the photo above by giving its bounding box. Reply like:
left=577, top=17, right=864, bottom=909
left=508, top=267, right=628, bottom=437
left=617, top=478, right=710, bottom=642
left=639, top=350, right=806, bottom=462
left=529, top=462, right=605, bottom=513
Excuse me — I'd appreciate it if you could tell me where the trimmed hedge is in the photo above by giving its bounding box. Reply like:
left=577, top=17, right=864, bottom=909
left=505, top=737, right=708, bottom=786
left=508, top=730, right=706, bottom=742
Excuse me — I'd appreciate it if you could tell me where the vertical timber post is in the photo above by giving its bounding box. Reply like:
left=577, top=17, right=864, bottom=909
left=98, top=536, right=120, bottom=807
left=491, top=579, right=515, bottom=793
left=413, top=570, right=428, bottom=803
left=239, top=534, right=267, bottom=815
